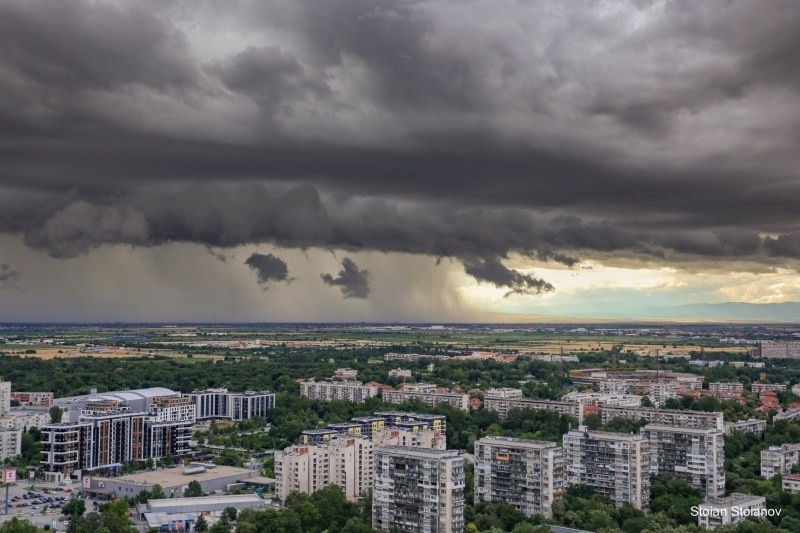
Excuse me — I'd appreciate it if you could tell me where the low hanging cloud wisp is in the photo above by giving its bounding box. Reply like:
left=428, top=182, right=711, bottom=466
left=0, top=264, right=20, bottom=290
left=463, top=256, right=554, bottom=297
left=245, top=252, right=293, bottom=288
left=321, top=258, right=371, bottom=299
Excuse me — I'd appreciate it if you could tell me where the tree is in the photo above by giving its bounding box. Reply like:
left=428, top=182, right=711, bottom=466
left=194, top=515, right=209, bottom=532
left=150, top=484, right=166, bottom=499
left=221, top=506, right=238, bottom=523
left=583, top=413, right=602, bottom=430
left=49, top=406, right=63, bottom=424
left=63, top=498, right=86, bottom=518
left=0, top=518, right=41, bottom=532
left=184, top=480, right=204, bottom=497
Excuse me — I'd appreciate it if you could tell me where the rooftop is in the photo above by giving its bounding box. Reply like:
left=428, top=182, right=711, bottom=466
left=477, top=436, right=560, bottom=448
left=93, top=465, right=254, bottom=489
left=376, top=446, right=462, bottom=459
left=643, top=424, right=722, bottom=434
left=146, top=494, right=263, bottom=511
left=700, top=492, right=765, bottom=508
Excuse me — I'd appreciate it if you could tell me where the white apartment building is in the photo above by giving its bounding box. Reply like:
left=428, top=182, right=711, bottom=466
left=484, top=398, right=583, bottom=420
left=373, top=447, right=465, bottom=533
left=563, top=426, right=650, bottom=510
left=599, top=406, right=724, bottom=431
left=475, top=437, right=563, bottom=518
left=561, top=391, right=642, bottom=407
left=730, top=361, right=764, bottom=368
left=697, top=493, right=766, bottom=529
left=275, top=436, right=373, bottom=502
left=708, top=382, right=744, bottom=394
left=186, top=388, right=275, bottom=421
left=724, top=418, right=767, bottom=435
left=761, top=443, right=800, bottom=478
left=0, top=380, right=10, bottom=416
left=0, top=429, right=21, bottom=462
left=300, top=380, right=379, bottom=404
left=334, top=368, right=359, bottom=380
left=775, top=408, right=800, bottom=422
left=382, top=388, right=469, bottom=411
left=643, top=424, right=726, bottom=499
left=0, top=409, right=51, bottom=431
left=782, top=474, right=800, bottom=494
left=484, top=388, right=524, bottom=399
left=752, top=382, right=787, bottom=394
left=388, top=368, right=412, bottom=379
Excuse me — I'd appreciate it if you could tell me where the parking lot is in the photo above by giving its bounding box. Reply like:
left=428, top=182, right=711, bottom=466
left=0, top=482, right=102, bottom=532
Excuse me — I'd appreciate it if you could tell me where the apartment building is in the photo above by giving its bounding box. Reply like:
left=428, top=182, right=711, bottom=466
left=643, top=424, right=726, bottom=499
left=187, top=388, right=275, bottom=421
left=41, top=388, right=196, bottom=481
left=11, top=391, right=54, bottom=408
left=0, top=409, right=51, bottom=431
left=724, top=418, right=767, bottom=435
left=563, top=426, right=650, bottom=510
left=384, top=353, right=448, bottom=362
left=374, top=412, right=447, bottom=437
left=561, top=392, right=642, bottom=408
left=377, top=427, right=445, bottom=450
left=334, top=368, right=359, bottom=380
left=388, top=368, right=412, bottom=379
left=761, top=443, right=800, bottom=478
left=599, top=406, right=724, bottom=431
left=730, top=361, right=765, bottom=368
left=708, top=382, right=743, bottom=394
left=484, top=388, right=524, bottom=399
left=774, top=408, right=800, bottom=422
left=759, top=341, right=800, bottom=359
left=697, top=493, right=766, bottom=529
left=782, top=474, right=800, bottom=494
left=300, top=380, right=379, bottom=404
left=275, top=436, right=373, bottom=502
left=484, top=398, right=584, bottom=420
left=474, top=436, right=563, bottom=518
left=751, top=382, right=788, bottom=394
left=373, top=447, right=465, bottom=533
left=0, top=380, right=10, bottom=417
left=0, top=429, right=21, bottom=462
left=302, top=412, right=447, bottom=449
left=382, top=387, right=470, bottom=412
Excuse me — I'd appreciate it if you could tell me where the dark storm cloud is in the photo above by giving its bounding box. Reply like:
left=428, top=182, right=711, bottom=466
left=0, top=0, right=799, bottom=288
left=321, top=257, right=370, bottom=299
left=209, top=46, right=330, bottom=118
left=0, top=265, right=20, bottom=289
left=245, top=253, right=293, bottom=287
left=463, top=257, right=554, bottom=297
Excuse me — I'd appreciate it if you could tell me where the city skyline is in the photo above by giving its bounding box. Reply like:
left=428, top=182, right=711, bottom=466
left=2, top=0, right=800, bottom=322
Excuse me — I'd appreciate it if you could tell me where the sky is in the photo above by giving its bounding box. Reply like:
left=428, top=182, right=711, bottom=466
left=1, top=0, right=800, bottom=322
